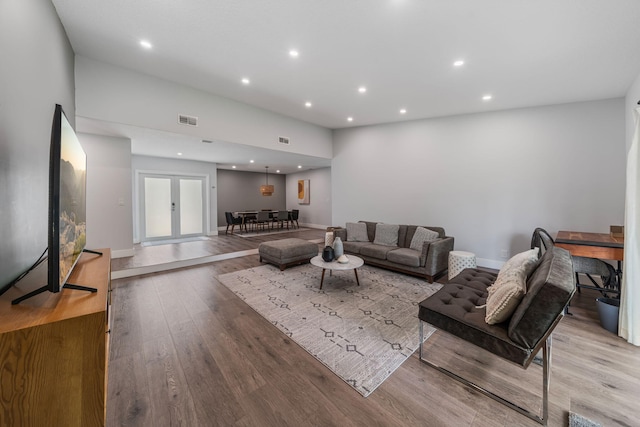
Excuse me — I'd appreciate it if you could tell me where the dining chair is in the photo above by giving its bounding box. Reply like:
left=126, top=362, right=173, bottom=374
left=255, top=211, right=271, bottom=232
left=225, top=212, right=243, bottom=235
left=242, top=211, right=257, bottom=232
left=275, top=210, right=289, bottom=229
left=290, top=209, right=300, bottom=229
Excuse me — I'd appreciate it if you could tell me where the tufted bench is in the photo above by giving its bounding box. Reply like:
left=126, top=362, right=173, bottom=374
left=418, top=247, right=575, bottom=425
left=258, top=238, right=319, bottom=271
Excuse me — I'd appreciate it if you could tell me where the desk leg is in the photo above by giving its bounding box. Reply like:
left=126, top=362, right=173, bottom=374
left=616, top=260, right=623, bottom=290
left=354, top=268, right=360, bottom=286
left=320, top=269, right=326, bottom=290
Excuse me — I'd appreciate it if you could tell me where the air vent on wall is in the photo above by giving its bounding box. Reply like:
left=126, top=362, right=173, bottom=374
left=278, top=136, right=290, bottom=145
left=178, top=114, right=198, bottom=126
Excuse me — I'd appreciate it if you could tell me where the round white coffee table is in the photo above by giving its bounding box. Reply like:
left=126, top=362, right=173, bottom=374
left=310, top=255, right=364, bottom=289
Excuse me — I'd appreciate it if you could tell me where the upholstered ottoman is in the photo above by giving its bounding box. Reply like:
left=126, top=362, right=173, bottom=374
left=258, top=238, right=319, bottom=270
left=448, top=250, right=477, bottom=279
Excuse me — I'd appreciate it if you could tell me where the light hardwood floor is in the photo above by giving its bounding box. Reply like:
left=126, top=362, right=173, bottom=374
left=107, top=231, right=640, bottom=427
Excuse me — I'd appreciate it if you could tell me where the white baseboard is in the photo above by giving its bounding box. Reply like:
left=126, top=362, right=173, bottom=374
left=112, top=248, right=135, bottom=259
left=299, top=223, right=330, bottom=230
left=476, top=257, right=504, bottom=270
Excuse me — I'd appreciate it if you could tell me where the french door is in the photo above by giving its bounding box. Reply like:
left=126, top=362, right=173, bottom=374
left=139, top=173, right=206, bottom=242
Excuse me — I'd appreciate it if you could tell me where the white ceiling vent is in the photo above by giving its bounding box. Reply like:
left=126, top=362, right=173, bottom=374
left=178, top=114, right=198, bottom=127
left=278, top=136, right=290, bottom=145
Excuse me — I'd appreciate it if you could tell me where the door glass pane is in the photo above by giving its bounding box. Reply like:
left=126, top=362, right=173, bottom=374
left=144, top=177, right=172, bottom=238
left=179, top=179, right=203, bottom=235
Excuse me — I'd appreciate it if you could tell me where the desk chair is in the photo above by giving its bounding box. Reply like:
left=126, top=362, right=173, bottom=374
left=531, top=228, right=618, bottom=297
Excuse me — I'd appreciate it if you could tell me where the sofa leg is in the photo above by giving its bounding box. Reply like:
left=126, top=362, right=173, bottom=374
left=418, top=321, right=551, bottom=426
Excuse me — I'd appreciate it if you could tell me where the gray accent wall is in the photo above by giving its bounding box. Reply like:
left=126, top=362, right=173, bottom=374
left=79, top=133, right=134, bottom=256
left=216, top=169, right=286, bottom=228
left=0, top=0, right=75, bottom=291
left=286, top=168, right=332, bottom=229
left=332, top=98, right=626, bottom=268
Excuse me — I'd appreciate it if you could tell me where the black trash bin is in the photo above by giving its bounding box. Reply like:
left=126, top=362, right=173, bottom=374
left=596, top=297, right=620, bottom=334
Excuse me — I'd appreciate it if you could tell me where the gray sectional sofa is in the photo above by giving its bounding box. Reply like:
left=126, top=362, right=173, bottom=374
left=334, top=221, right=454, bottom=282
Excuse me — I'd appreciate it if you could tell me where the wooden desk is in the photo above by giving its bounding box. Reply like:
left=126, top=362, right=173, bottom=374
left=555, top=231, right=624, bottom=261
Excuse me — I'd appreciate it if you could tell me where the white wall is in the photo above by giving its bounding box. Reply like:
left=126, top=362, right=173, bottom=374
left=0, top=0, right=75, bottom=290
left=332, top=98, right=626, bottom=268
left=626, top=72, right=640, bottom=152
left=131, top=155, right=218, bottom=241
left=286, top=168, right=332, bottom=229
left=75, top=56, right=333, bottom=159
left=79, top=133, right=134, bottom=257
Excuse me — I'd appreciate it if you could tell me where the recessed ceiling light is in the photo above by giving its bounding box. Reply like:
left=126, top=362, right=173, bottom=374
left=177, top=152, right=182, bottom=156
left=297, top=165, right=302, bottom=169
left=232, top=165, right=236, bottom=169
left=400, top=109, right=407, bottom=114
left=305, top=101, right=312, bottom=108
left=250, top=159, right=255, bottom=163
left=289, top=49, right=299, bottom=58
left=241, top=77, right=250, bottom=85
left=276, top=170, right=280, bottom=173
left=482, top=94, right=493, bottom=101
left=140, top=40, right=152, bottom=49
left=453, top=60, right=465, bottom=67
left=358, top=86, right=367, bottom=94
left=347, top=117, right=353, bottom=122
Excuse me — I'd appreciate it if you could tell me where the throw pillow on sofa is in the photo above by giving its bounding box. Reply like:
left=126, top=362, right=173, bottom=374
left=373, top=223, right=399, bottom=246
left=346, top=222, right=369, bottom=242
left=410, top=226, right=439, bottom=251
left=485, top=248, right=540, bottom=325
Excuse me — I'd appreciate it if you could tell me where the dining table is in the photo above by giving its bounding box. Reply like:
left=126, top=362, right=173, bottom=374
left=234, top=210, right=291, bottom=233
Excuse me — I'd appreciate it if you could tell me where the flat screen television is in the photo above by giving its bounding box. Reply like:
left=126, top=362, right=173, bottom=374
left=48, top=104, right=87, bottom=292
left=11, top=104, right=97, bottom=305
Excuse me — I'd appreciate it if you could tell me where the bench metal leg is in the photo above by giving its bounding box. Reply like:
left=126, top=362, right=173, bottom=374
left=419, top=321, right=551, bottom=426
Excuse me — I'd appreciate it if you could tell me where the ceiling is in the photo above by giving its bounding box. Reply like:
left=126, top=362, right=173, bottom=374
left=52, top=0, right=640, bottom=171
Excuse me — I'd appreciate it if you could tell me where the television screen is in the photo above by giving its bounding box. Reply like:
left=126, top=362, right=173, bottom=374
left=48, top=104, right=87, bottom=292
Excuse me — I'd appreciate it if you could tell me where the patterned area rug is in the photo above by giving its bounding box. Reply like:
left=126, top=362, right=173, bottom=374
left=569, top=412, right=603, bottom=427
left=218, top=263, right=441, bottom=397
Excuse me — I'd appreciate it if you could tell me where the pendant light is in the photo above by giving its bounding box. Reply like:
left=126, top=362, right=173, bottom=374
left=260, top=166, right=274, bottom=196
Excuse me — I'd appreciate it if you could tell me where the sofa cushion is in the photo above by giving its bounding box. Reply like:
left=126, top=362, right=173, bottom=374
left=360, top=244, right=396, bottom=260
left=346, top=222, right=369, bottom=242
left=342, top=241, right=371, bottom=255
left=485, top=281, right=526, bottom=324
left=485, top=248, right=540, bottom=324
left=409, top=226, right=439, bottom=251
left=387, top=248, right=421, bottom=268
left=494, top=248, right=540, bottom=288
left=374, top=223, right=399, bottom=246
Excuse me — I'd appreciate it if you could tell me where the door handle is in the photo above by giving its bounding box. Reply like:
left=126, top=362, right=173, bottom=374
left=171, top=202, right=175, bottom=212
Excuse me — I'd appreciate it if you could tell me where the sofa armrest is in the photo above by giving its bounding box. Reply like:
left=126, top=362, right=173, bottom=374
left=422, top=236, right=454, bottom=275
